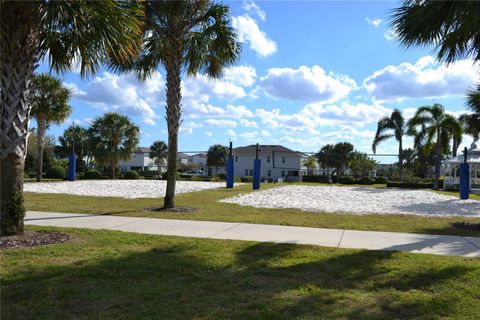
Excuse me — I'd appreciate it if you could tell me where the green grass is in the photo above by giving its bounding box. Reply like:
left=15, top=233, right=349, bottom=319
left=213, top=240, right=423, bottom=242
left=24, top=183, right=480, bottom=237
left=1, top=226, right=479, bottom=319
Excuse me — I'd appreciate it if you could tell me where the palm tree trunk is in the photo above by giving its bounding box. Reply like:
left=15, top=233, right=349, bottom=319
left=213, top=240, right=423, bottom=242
left=36, top=116, right=46, bottom=182
left=164, top=53, right=182, bottom=209
left=1, top=2, right=40, bottom=235
left=398, top=139, right=404, bottom=180
left=452, top=138, right=458, bottom=157
left=434, top=136, right=441, bottom=190
left=111, top=158, right=116, bottom=179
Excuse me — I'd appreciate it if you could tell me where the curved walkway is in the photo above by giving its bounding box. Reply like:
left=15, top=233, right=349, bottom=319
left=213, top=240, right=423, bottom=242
left=25, top=211, right=480, bottom=258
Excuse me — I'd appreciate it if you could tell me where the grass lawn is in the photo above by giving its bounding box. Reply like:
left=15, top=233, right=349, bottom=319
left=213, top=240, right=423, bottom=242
left=1, top=226, right=479, bottom=319
left=24, top=183, right=480, bottom=237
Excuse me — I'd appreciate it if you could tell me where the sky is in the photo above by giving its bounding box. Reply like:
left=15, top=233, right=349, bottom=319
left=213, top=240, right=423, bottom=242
left=35, top=0, right=479, bottom=163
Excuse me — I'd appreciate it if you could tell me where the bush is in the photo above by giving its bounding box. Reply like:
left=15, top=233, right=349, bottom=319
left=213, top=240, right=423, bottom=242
left=234, top=176, right=242, bottom=182
left=45, top=166, right=66, bottom=179
left=302, top=175, right=330, bottom=183
left=240, top=176, right=253, bottom=182
left=386, top=181, right=432, bottom=189
left=211, top=176, right=222, bottom=182
left=83, top=170, right=103, bottom=180
left=337, top=176, right=355, bottom=184
left=162, top=171, right=180, bottom=180
left=374, top=176, right=388, bottom=184
left=123, top=170, right=140, bottom=179
left=217, top=173, right=227, bottom=181
left=358, top=176, right=375, bottom=185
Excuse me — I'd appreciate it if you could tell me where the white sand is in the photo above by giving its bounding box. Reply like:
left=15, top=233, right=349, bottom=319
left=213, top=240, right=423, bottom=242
left=24, top=180, right=230, bottom=198
left=220, top=185, right=480, bottom=217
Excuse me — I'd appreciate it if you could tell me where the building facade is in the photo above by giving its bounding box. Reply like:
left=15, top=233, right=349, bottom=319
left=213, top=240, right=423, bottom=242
left=118, top=147, right=155, bottom=172
left=233, top=145, right=311, bottom=181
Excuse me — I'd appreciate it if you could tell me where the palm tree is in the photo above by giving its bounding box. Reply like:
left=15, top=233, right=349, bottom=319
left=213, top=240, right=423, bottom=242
left=115, top=1, right=241, bottom=208
left=88, top=113, right=139, bottom=179
left=391, top=0, right=480, bottom=64
left=461, top=85, right=480, bottom=142
left=149, top=141, right=168, bottom=176
left=55, top=124, right=90, bottom=171
left=372, top=109, right=407, bottom=179
left=408, top=104, right=463, bottom=189
left=316, top=144, right=336, bottom=178
left=207, top=144, right=229, bottom=176
left=0, top=1, right=143, bottom=235
left=30, top=74, right=71, bottom=181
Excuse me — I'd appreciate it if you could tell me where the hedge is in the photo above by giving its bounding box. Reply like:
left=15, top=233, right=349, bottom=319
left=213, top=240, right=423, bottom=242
left=82, top=170, right=103, bottom=180
left=358, top=176, right=375, bottom=185
left=46, top=166, right=66, bottom=179
left=123, top=170, right=140, bottom=179
left=302, top=175, right=330, bottom=183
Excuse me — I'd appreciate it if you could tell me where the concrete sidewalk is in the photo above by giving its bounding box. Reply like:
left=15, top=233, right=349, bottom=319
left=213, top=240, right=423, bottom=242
left=25, top=211, right=480, bottom=258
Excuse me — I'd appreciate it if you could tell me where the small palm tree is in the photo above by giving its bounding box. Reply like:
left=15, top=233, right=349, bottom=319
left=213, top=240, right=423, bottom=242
left=461, top=85, right=480, bottom=141
left=149, top=141, right=168, bottom=176
left=372, top=109, right=407, bottom=179
left=30, top=74, right=71, bottom=181
left=0, top=1, right=143, bottom=235
left=408, top=104, right=463, bottom=189
left=116, top=1, right=241, bottom=208
left=391, top=0, right=480, bottom=63
left=88, top=113, right=140, bottom=179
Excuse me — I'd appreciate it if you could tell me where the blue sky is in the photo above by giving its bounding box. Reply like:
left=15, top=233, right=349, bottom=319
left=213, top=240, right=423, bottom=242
left=35, top=1, right=479, bottom=163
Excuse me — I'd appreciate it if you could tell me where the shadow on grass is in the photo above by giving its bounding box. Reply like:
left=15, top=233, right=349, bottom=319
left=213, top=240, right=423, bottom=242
left=2, top=240, right=478, bottom=320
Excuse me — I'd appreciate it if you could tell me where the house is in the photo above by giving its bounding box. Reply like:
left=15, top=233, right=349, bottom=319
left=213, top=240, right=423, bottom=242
left=233, top=145, right=310, bottom=181
left=118, top=147, right=155, bottom=172
left=178, top=152, right=190, bottom=165
left=188, top=153, right=207, bottom=166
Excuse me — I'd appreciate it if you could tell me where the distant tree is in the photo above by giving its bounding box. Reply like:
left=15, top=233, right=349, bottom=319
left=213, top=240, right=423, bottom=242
left=391, top=0, right=480, bottom=64
left=30, top=74, right=71, bottom=181
left=460, top=85, right=480, bottom=142
left=149, top=141, right=168, bottom=176
left=348, top=152, right=378, bottom=178
left=55, top=124, right=89, bottom=172
left=408, top=104, right=463, bottom=189
left=372, top=109, right=407, bottom=179
left=332, top=142, right=354, bottom=176
left=302, top=157, right=317, bottom=172
left=25, top=131, right=55, bottom=175
left=402, top=148, right=417, bottom=173
left=88, top=113, right=139, bottom=179
left=207, top=144, right=228, bottom=175
left=316, top=144, right=336, bottom=177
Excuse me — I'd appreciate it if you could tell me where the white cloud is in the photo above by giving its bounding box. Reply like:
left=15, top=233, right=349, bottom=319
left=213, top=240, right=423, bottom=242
left=226, top=105, right=255, bottom=118
left=240, top=119, right=258, bottom=128
left=366, top=17, right=382, bottom=27
left=223, top=66, right=257, bottom=87
left=364, top=56, right=480, bottom=101
left=63, top=82, right=86, bottom=97
left=261, top=130, right=270, bottom=137
left=243, top=0, right=266, bottom=21
left=259, top=65, right=357, bottom=103
left=232, top=15, right=277, bottom=57
left=227, top=129, right=237, bottom=139
left=204, top=131, right=214, bottom=137
left=239, top=131, right=259, bottom=139
left=384, top=28, right=398, bottom=41
left=204, top=119, right=237, bottom=127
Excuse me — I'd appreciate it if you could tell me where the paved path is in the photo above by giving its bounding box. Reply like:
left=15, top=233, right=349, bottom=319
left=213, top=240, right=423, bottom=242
left=26, top=211, right=480, bottom=258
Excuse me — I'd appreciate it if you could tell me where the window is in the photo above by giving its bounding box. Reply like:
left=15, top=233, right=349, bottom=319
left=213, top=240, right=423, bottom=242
left=267, top=170, right=271, bottom=177
left=267, top=156, right=270, bottom=163
left=249, top=169, right=253, bottom=176
left=282, top=156, right=286, bottom=164
left=281, top=170, right=285, bottom=177
left=245, top=169, right=248, bottom=176
left=235, top=156, right=238, bottom=162
left=288, top=170, right=299, bottom=177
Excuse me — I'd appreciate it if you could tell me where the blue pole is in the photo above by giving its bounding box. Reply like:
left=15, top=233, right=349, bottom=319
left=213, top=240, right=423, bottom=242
left=68, top=154, right=76, bottom=181
left=226, top=158, right=234, bottom=188
left=459, top=163, right=469, bottom=200
left=253, top=159, right=261, bottom=189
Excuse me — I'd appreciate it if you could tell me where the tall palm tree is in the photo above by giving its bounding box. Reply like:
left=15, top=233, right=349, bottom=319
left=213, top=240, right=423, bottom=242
left=30, top=74, right=71, bottom=182
left=461, top=85, right=480, bottom=142
left=0, top=1, right=143, bottom=235
left=391, top=0, right=480, bottom=64
left=115, top=1, right=241, bottom=208
left=372, top=109, right=407, bottom=179
left=88, top=113, right=140, bottom=179
left=56, top=124, right=90, bottom=171
left=408, top=104, right=463, bottom=189
left=149, top=141, right=168, bottom=176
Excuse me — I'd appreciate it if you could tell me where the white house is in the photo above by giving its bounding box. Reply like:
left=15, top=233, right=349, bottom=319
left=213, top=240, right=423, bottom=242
left=443, top=141, right=480, bottom=193
left=178, top=152, right=189, bottom=165
left=188, top=153, right=207, bottom=166
left=118, top=147, right=155, bottom=172
left=233, top=145, right=311, bottom=181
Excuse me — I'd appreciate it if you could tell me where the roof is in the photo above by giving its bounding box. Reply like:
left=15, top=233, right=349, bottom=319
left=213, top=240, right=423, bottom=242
left=178, top=152, right=189, bottom=158
left=444, top=142, right=480, bottom=164
left=134, top=147, right=151, bottom=153
left=190, top=153, right=206, bottom=158
left=233, top=144, right=302, bottom=156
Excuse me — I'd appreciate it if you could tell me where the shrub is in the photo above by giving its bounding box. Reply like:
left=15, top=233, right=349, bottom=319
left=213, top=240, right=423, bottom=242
left=358, top=176, right=375, bottom=185
left=374, top=176, right=388, bottom=184
left=211, top=176, right=222, bottom=182
left=240, top=176, right=253, bottom=182
left=234, top=176, right=242, bottom=182
left=302, top=175, right=330, bottom=183
left=83, top=170, right=103, bottom=180
left=386, top=181, right=432, bottom=189
left=162, top=171, right=180, bottom=180
left=337, top=176, right=355, bottom=184
left=217, top=173, right=227, bottom=181
left=124, top=170, right=140, bottom=179
left=45, top=166, right=66, bottom=179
